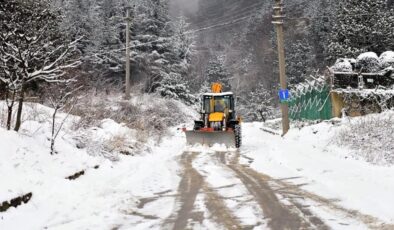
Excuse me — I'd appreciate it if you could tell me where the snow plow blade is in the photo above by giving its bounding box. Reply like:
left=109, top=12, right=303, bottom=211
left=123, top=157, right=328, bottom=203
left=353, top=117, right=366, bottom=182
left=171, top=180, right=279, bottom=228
left=185, top=130, right=235, bottom=147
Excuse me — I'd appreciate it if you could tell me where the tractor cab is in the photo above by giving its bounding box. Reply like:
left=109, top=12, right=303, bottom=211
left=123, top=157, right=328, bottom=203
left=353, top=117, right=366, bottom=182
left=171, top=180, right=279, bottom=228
left=185, top=82, right=242, bottom=148
left=193, top=83, right=240, bottom=131
left=198, top=92, right=236, bottom=130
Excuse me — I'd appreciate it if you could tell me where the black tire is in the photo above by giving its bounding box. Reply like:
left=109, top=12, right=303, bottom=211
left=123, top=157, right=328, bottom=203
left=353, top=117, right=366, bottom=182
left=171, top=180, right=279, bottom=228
left=234, top=125, right=242, bottom=148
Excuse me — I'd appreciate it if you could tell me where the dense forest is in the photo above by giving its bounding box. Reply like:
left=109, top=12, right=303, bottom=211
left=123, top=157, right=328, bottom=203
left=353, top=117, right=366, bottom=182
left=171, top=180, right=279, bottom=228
left=1, top=0, right=394, bottom=122
left=189, top=0, right=394, bottom=90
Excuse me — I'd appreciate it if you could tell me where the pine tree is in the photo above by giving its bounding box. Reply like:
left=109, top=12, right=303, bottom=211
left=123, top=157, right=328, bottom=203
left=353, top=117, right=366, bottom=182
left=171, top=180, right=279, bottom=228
left=326, top=0, right=394, bottom=62
left=286, top=39, right=315, bottom=87
left=238, top=83, right=274, bottom=122
left=172, top=16, right=194, bottom=75
left=205, top=55, right=231, bottom=90
left=155, top=72, right=196, bottom=105
left=87, top=0, right=125, bottom=73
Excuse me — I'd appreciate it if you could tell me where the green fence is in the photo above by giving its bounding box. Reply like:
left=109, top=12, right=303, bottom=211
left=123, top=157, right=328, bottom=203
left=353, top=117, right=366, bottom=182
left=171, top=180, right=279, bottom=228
left=288, top=82, right=332, bottom=121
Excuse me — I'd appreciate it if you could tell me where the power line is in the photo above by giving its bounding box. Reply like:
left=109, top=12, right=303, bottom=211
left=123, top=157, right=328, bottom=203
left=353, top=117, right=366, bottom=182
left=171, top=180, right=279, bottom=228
left=186, top=1, right=311, bottom=35
left=81, top=6, right=390, bottom=58
left=186, top=11, right=390, bottom=35
left=191, top=1, right=267, bottom=29
left=186, top=14, right=255, bottom=34
left=286, top=12, right=392, bottom=21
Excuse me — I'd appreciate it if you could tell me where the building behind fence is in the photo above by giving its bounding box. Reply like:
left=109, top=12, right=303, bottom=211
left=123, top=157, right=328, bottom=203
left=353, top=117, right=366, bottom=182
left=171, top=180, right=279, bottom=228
left=288, top=68, right=394, bottom=121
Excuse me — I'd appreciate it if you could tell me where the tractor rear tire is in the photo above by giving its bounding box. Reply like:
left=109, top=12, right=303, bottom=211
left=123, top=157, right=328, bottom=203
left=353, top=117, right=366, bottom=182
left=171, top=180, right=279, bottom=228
left=234, top=125, right=242, bottom=148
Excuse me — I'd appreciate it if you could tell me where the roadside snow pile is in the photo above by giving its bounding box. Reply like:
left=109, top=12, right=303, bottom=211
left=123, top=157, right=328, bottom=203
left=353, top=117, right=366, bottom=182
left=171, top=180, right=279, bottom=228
left=380, top=51, right=394, bottom=68
left=75, top=119, right=140, bottom=161
left=243, top=115, right=394, bottom=224
left=336, top=111, right=394, bottom=165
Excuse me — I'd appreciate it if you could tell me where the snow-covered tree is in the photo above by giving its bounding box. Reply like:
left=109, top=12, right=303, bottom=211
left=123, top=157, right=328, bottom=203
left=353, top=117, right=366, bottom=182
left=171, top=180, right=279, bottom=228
left=286, top=39, right=315, bottom=87
left=326, top=0, right=394, bottom=62
left=87, top=0, right=126, bottom=73
left=0, top=0, right=80, bottom=131
left=155, top=72, right=196, bottom=105
left=238, top=83, right=274, bottom=122
left=204, top=55, right=231, bottom=90
left=172, top=16, right=194, bottom=75
left=47, top=83, right=82, bottom=155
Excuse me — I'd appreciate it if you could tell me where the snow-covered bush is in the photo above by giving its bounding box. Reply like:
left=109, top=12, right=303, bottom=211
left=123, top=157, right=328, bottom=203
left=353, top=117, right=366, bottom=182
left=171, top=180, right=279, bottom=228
left=379, top=51, right=394, bottom=68
left=356, top=52, right=382, bottom=72
left=336, top=112, right=394, bottom=165
left=72, top=91, right=196, bottom=141
left=331, top=58, right=355, bottom=72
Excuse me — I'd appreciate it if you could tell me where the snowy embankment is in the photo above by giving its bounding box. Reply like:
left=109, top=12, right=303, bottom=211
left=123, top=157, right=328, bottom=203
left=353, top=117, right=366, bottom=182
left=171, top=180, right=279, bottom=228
left=0, top=100, right=189, bottom=229
left=242, top=112, right=394, bottom=224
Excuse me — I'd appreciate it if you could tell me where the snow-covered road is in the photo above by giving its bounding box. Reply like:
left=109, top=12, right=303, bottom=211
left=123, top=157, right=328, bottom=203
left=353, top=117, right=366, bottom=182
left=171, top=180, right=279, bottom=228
left=126, top=122, right=394, bottom=230
left=2, top=112, right=394, bottom=229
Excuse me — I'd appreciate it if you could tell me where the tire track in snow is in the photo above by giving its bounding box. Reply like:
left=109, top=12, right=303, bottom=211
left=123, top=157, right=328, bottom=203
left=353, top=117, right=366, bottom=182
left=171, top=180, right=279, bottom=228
left=271, top=175, right=394, bottom=230
left=192, top=151, right=267, bottom=229
left=218, top=151, right=329, bottom=230
left=232, top=151, right=394, bottom=230
left=167, top=152, right=243, bottom=230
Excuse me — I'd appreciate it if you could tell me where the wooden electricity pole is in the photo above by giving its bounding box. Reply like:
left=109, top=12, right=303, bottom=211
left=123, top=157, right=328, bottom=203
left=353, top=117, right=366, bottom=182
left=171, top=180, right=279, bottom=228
left=125, top=7, right=131, bottom=100
left=272, top=0, right=290, bottom=135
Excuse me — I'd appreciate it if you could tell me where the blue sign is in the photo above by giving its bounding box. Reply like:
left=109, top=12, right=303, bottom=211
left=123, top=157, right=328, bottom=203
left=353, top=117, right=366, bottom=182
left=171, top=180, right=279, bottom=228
left=278, top=89, right=290, bottom=102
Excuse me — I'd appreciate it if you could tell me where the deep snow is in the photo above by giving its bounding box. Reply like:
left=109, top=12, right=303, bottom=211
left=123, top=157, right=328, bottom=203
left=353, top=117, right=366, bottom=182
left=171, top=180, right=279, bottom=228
left=242, top=118, right=394, bottom=224
left=1, top=102, right=393, bottom=229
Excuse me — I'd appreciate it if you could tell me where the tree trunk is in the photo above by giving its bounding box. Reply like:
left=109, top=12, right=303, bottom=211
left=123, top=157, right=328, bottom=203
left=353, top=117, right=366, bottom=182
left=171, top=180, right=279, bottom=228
left=5, top=89, right=15, bottom=131
left=7, top=106, right=13, bottom=130
left=50, top=108, right=58, bottom=155
left=259, top=110, right=266, bottom=123
left=14, top=86, right=26, bottom=132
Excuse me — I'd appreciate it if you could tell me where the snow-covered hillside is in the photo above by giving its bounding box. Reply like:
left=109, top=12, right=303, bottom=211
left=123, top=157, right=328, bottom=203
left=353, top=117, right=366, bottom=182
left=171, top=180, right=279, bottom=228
left=0, top=101, right=186, bottom=229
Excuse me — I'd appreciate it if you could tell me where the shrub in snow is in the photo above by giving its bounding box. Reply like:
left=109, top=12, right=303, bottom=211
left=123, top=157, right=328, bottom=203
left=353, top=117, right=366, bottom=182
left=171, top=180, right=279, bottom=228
left=331, top=58, right=354, bottom=72
left=72, top=92, right=196, bottom=145
left=355, top=52, right=382, bottom=72
left=379, top=51, right=394, bottom=68
left=336, top=112, right=394, bottom=166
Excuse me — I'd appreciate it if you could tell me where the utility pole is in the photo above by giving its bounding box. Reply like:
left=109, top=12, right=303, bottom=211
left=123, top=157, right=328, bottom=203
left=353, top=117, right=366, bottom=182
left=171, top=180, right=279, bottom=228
left=272, top=0, right=290, bottom=135
left=124, top=7, right=131, bottom=100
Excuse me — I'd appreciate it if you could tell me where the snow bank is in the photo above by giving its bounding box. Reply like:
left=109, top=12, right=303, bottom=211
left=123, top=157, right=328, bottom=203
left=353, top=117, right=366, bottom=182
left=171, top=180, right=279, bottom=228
left=242, top=115, right=394, bottom=224
left=0, top=101, right=186, bottom=229
left=336, top=111, right=394, bottom=165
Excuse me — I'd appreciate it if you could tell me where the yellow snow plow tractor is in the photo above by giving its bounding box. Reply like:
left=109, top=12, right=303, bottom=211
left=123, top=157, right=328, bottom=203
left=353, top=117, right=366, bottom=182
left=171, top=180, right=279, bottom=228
left=184, top=83, right=242, bottom=148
